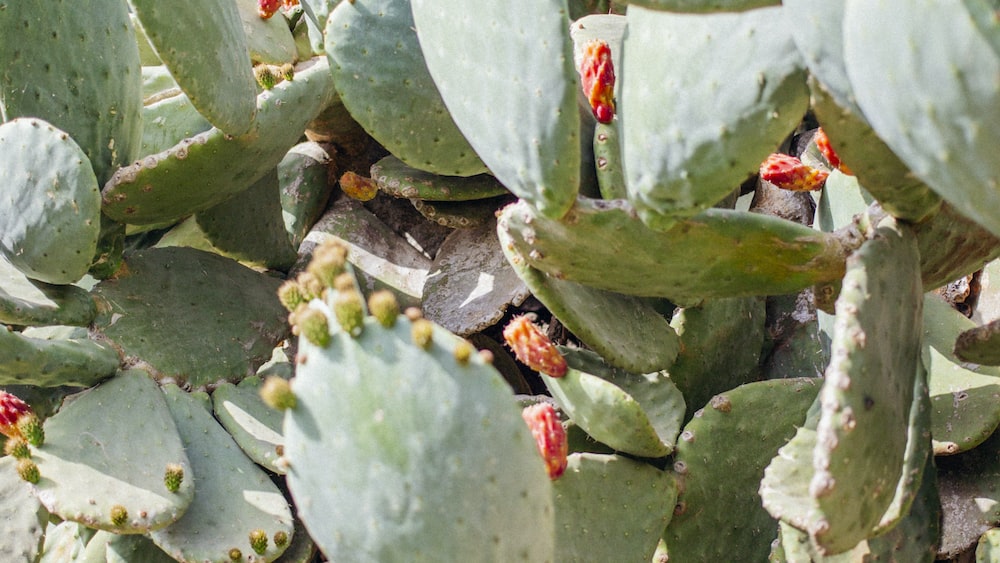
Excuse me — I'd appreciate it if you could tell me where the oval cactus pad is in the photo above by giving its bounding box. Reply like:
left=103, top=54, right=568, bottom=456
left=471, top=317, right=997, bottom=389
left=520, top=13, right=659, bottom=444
left=0, top=119, right=101, bottom=285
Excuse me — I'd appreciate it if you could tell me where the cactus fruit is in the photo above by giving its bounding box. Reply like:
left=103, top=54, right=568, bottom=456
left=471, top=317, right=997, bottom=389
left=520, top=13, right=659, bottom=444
left=0, top=390, right=32, bottom=439
left=813, top=127, right=851, bottom=174
left=254, top=65, right=279, bottom=90
left=759, top=153, right=829, bottom=192
left=578, top=40, right=616, bottom=123
left=338, top=171, right=379, bottom=202
left=502, top=315, right=568, bottom=377
left=258, top=0, right=281, bottom=19
left=332, top=290, right=365, bottom=337
left=522, top=402, right=569, bottom=480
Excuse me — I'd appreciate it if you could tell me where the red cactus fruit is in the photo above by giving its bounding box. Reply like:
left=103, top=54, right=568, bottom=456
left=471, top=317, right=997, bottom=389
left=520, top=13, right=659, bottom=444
left=258, top=0, right=281, bottom=19
left=759, top=153, right=829, bottom=192
left=522, top=403, right=568, bottom=480
left=814, top=128, right=853, bottom=175
left=578, top=40, right=616, bottom=124
left=502, top=315, right=567, bottom=377
left=0, top=390, right=32, bottom=439
left=283, top=0, right=299, bottom=8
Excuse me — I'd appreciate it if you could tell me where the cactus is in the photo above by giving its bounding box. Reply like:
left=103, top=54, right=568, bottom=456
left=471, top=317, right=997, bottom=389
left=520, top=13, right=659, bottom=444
left=4, top=1, right=1000, bottom=560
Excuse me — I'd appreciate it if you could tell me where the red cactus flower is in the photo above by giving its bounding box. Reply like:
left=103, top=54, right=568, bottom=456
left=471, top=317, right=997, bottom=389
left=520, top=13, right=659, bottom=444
left=814, top=128, right=853, bottom=175
left=282, top=0, right=299, bottom=8
left=503, top=315, right=567, bottom=377
left=0, top=390, right=32, bottom=439
left=759, top=153, right=829, bottom=192
left=258, top=0, right=281, bottom=19
left=578, top=40, right=616, bottom=124
left=522, top=403, right=568, bottom=480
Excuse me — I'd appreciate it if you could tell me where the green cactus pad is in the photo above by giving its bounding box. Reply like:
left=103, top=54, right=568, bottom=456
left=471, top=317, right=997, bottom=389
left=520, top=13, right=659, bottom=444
left=283, top=314, right=555, bottom=561
left=0, top=119, right=101, bottom=285
left=668, top=296, right=766, bottom=420
left=132, top=14, right=162, bottom=66
left=370, top=156, right=507, bottom=202
left=543, top=348, right=684, bottom=458
left=422, top=222, right=530, bottom=336
left=149, top=385, right=293, bottom=563
left=910, top=202, right=1000, bottom=291
left=955, top=319, right=1000, bottom=366
left=592, top=120, right=627, bottom=200
left=553, top=453, right=678, bottom=562
left=0, top=325, right=119, bottom=388
left=810, top=219, right=923, bottom=553
left=212, top=378, right=287, bottom=475
left=102, top=57, right=335, bottom=225
left=411, top=0, right=581, bottom=218
left=139, top=92, right=213, bottom=159
left=664, top=378, right=820, bottom=562
left=844, top=0, right=1000, bottom=238
left=979, top=528, right=1000, bottom=562
left=0, top=258, right=96, bottom=327
left=937, top=427, right=1000, bottom=559
left=498, top=197, right=849, bottom=303
left=30, top=371, right=194, bottom=533
left=82, top=530, right=176, bottom=563
left=195, top=170, right=298, bottom=271
left=129, top=0, right=256, bottom=135
left=409, top=197, right=509, bottom=229
left=279, top=142, right=332, bottom=248
left=36, top=521, right=92, bottom=563
left=0, top=0, right=142, bottom=185
left=499, top=227, right=680, bottom=373
left=620, top=6, right=808, bottom=229
left=627, top=0, right=778, bottom=11
left=141, top=65, right=180, bottom=100
left=303, top=199, right=430, bottom=309
left=235, top=0, right=298, bottom=65
left=90, top=247, right=289, bottom=388
left=325, top=0, right=485, bottom=176
left=0, top=456, right=46, bottom=563
left=923, top=294, right=1000, bottom=455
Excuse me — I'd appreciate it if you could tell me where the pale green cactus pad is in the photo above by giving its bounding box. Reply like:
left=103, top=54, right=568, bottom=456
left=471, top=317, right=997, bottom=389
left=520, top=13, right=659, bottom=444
left=30, top=371, right=194, bottom=533
left=498, top=197, right=849, bottom=303
left=130, top=0, right=257, bottom=135
left=82, top=531, right=176, bottom=563
left=212, top=377, right=287, bottom=475
left=0, top=257, right=97, bottom=327
left=325, top=0, right=485, bottom=176
left=664, top=378, right=820, bottom=561
left=553, top=453, right=677, bottom=562
left=411, top=0, right=581, bottom=218
left=844, top=0, right=1000, bottom=238
left=284, top=312, right=554, bottom=561
left=627, top=0, right=778, bottom=10
left=139, top=92, right=213, bottom=159
left=36, top=521, right=91, bottom=563
left=543, top=348, right=684, bottom=458
left=90, top=247, right=288, bottom=387
left=0, top=456, right=46, bottom=563
left=149, top=385, right=293, bottom=563
left=621, top=6, right=808, bottom=229
left=234, top=0, right=298, bottom=65
left=0, top=0, right=142, bottom=185
left=0, top=119, right=101, bottom=285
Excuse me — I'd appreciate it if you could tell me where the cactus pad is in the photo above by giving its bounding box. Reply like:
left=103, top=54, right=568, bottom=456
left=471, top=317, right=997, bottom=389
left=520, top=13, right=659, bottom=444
left=0, top=325, right=119, bottom=388
left=0, top=257, right=97, bottom=327
left=149, top=385, right=293, bottom=563
left=411, top=0, right=581, bottom=218
left=553, top=453, right=677, bottom=562
left=212, top=378, right=287, bottom=474
left=130, top=0, right=257, bottom=135
left=621, top=6, right=808, bottom=229
left=325, top=0, right=485, bottom=176
left=90, top=247, right=289, bottom=387
left=498, top=197, right=848, bottom=303
left=0, top=456, right=46, bottom=563
left=370, top=156, right=506, bottom=201
left=954, top=319, right=1000, bottom=366
left=283, top=312, right=554, bottom=561
left=0, top=119, right=101, bottom=285
left=30, top=371, right=194, bottom=533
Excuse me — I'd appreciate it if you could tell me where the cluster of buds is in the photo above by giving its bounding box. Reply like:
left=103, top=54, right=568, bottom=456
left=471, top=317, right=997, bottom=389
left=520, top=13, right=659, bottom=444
left=521, top=402, right=568, bottom=480
left=578, top=40, right=616, bottom=124
left=502, top=315, right=567, bottom=377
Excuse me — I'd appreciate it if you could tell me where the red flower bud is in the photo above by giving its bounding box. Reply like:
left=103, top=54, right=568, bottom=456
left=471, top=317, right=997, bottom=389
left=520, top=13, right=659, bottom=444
left=502, top=316, right=567, bottom=377
left=759, top=153, right=829, bottom=192
left=0, top=391, right=33, bottom=439
left=258, top=0, right=281, bottom=19
left=579, top=40, right=616, bottom=124
left=814, top=128, right=853, bottom=175
left=522, top=403, right=568, bottom=480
